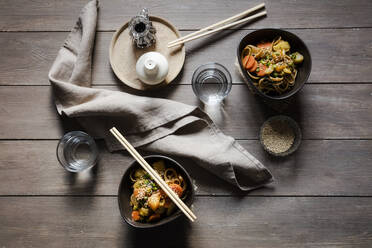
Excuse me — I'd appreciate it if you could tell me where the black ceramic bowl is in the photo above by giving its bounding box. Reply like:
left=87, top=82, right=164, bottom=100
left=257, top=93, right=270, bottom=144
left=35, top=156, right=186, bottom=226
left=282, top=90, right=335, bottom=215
left=237, top=29, right=312, bottom=100
left=259, top=115, right=302, bottom=157
left=118, top=155, right=195, bottom=228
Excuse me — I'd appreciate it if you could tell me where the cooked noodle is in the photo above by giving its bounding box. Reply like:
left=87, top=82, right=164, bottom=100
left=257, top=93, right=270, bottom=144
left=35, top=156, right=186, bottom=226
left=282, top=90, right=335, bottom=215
left=128, top=160, right=187, bottom=223
left=241, top=37, right=304, bottom=96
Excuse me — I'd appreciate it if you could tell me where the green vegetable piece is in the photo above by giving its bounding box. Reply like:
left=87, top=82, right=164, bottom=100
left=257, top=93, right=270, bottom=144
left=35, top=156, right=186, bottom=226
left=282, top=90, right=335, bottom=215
left=273, top=40, right=290, bottom=52
left=139, top=207, right=150, bottom=217
left=293, top=52, right=304, bottom=64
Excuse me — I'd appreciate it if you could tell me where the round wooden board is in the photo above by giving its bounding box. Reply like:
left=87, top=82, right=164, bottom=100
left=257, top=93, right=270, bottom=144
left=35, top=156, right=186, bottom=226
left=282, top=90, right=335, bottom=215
left=109, top=16, right=186, bottom=90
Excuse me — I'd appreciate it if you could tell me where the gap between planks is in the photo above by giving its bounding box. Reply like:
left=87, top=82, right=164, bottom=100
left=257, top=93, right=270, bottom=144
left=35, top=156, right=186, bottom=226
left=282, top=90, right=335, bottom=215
left=0, top=195, right=372, bottom=198
left=1, top=138, right=372, bottom=141
left=2, top=26, right=372, bottom=33
left=2, top=82, right=372, bottom=86
left=1, top=82, right=372, bottom=87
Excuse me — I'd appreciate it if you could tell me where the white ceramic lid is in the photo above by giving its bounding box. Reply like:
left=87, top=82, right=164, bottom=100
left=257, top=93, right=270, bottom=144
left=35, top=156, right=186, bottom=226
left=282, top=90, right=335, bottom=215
left=136, top=52, right=169, bottom=85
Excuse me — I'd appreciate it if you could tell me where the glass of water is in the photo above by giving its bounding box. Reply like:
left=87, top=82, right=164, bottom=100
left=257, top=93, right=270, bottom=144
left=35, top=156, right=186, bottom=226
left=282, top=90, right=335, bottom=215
left=56, top=131, right=99, bottom=172
left=192, top=63, right=232, bottom=105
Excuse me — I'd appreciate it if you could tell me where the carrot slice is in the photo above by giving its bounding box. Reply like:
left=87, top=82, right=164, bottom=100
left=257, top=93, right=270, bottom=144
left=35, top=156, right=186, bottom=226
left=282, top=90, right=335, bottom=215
left=132, top=211, right=140, bottom=221
left=257, top=63, right=267, bottom=77
left=169, top=183, right=183, bottom=197
left=257, top=42, right=272, bottom=49
left=245, top=56, right=255, bottom=70
left=133, top=188, right=139, bottom=197
left=242, top=55, right=249, bottom=68
left=248, top=60, right=258, bottom=73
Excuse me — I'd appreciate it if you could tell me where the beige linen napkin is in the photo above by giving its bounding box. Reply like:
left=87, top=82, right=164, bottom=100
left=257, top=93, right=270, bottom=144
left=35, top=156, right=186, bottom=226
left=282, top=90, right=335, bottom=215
left=49, top=0, right=273, bottom=191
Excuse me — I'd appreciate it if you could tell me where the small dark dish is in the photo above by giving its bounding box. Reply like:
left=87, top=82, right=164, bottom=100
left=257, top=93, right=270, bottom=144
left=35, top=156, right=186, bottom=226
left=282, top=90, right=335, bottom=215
left=118, top=155, right=195, bottom=228
left=259, top=115, right=302, bottom=157
left=237, top=29, right=312, bottom=100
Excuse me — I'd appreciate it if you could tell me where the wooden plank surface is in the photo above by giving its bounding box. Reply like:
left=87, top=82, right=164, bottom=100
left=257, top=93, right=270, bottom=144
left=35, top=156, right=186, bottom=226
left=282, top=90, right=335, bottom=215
left=0, top=84, right=371, bottom=139
left=1, top=196, right=372, bottom=247
left=1, top=0, right=372, bottom=31
left=0, top=140, right=371, bottom=196
left=1, top=0, right=372, bottom=246
left=1, top=28, right=372, bottom=86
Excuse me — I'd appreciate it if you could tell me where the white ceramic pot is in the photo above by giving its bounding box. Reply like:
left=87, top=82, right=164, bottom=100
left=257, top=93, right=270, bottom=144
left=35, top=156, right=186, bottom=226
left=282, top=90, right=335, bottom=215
left=136, top=52, right=169, bottom=85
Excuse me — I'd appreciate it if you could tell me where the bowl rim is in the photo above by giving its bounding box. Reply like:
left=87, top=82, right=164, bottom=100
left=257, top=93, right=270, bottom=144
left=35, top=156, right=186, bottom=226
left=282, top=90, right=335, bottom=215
left=237, top=28, right=312, bottom=100
left=117, top=154, right=195, bottom=228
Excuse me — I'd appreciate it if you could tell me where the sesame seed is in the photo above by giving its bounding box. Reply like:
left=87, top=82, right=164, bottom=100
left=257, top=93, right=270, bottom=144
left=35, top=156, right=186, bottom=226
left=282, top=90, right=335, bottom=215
left=261, top=119, right=295, bottom=154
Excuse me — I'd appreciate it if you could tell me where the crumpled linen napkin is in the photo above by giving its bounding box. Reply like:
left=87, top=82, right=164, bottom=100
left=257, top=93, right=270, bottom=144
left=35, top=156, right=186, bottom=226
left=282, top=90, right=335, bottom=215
left=48, top=0, right=273, bottom=191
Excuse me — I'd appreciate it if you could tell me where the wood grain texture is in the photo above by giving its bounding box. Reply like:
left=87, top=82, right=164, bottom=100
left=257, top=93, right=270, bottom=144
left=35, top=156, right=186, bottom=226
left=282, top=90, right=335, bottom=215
left=1, top=196, right=372, bottom=247
left=1, top=29, right=372, bottom=86
left=0, top=84, right=371, bottom=139
left=1, top=0, right=371, bottom=246
left=1, top=0, right=372, bottom=31
left=0, top=140, right=371, bottom=196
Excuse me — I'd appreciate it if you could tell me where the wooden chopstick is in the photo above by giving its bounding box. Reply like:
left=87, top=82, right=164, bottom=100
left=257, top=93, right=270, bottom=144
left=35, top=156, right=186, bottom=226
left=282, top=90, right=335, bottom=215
left=110, top=128, right=196, bottom=222
left=168, top=3, right=265, bottom=46
left=168, top=10, right=267, bottom=48
left=109, top=127, right=197, bottom=222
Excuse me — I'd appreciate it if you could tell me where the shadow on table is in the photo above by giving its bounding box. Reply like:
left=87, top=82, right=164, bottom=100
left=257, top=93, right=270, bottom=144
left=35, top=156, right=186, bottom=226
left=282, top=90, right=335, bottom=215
left=241, top=85, right=306, bottom=194
left=107, top=67, right=186, bottom=99
left=62, top=165, right=100, bottom=211
left=117, top=217, right=192, bottom=248
left=49, top=87, right=84, bottom=134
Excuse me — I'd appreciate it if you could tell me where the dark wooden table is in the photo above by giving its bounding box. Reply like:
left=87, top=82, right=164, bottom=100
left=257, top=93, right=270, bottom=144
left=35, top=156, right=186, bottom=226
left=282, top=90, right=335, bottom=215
left=1, top=0, right=372, bottom=247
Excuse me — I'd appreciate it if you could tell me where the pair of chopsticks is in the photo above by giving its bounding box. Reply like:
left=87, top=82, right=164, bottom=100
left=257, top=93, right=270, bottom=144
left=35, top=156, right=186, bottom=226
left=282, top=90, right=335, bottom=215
left=110, top=127, right=197, bottom=222
left=167, top=3, right=266, bottom=48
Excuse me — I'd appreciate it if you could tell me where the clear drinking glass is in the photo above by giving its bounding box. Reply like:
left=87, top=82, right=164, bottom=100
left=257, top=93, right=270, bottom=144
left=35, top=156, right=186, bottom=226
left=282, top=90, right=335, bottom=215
left=56, top=131, right=99, bottom=172
left=192, top=63, right=232, bottom=105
